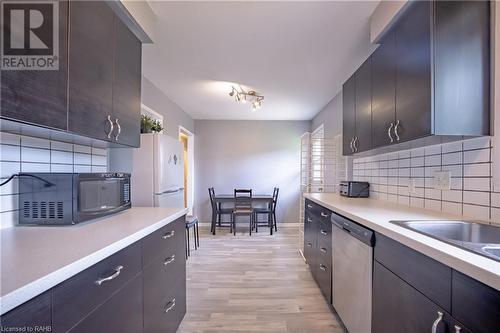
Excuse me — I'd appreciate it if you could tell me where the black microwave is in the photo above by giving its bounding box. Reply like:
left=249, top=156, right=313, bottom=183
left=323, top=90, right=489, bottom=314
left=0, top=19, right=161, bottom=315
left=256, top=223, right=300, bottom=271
left=18, top=173, right=131, bottom=225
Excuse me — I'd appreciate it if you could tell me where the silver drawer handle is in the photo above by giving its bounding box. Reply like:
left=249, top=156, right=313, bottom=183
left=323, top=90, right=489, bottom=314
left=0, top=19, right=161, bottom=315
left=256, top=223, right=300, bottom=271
left=387, top=122, right=394, bottom=143
left=163, top=255, right=175, bottom=266
left=454, top=325, right=462, bottom=333
left=319, top=264, right=327, bottom=272
left=307, top=204, right=313, bottom=208
left=320, top=212, right=328, bottom=218
left=350, top=137, right=355, bottom=153
left=95, top=265, right=124, bottom=286
left=106, top=115, right=114, bottom=139
left=394, top=120, right=401, bottom=141
left=307, top=218, right=312, bottom=222
left=431, top=311, right=443, bottom=333
left=320, top=230, right=328, bottom=236
left=162, top=231, right=175, bottom=239
left=164, top=298, right=176, bottom=313
left=307, top=242, right=312, bottom=247
left=320, top=247, right=327, bottom=254
left=114, top=118, right=121, bottom=141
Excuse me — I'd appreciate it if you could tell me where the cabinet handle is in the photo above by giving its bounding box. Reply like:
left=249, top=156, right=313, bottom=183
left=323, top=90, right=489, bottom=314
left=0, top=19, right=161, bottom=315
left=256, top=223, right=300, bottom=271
left=162, top=231, right=175, bottom=239
left=353, top=137, right=358, bottom=152
left=106, top=115, right=114, bottom=139
left=307, top=204, right=313, bottom=208
left=454, top=325, right=462, bottom=333
left=307, top=218, right=312, bottom=222
left=320, top=247, right=327, bottom=254
left=350, top=137, right=355, bottom=153
left=95, top=265, right=124, bottom=286
left=319, top=264, right=327, bottom=271
left=164, top=298, right=176, bottom=313
left=320, top=212, right=328, bottom=218
left=163, top=255, right=175, bottom=266
left=387, top=122, right=394, bottom=143
left=114, top=118, right=121, bottom=141
left=320, top=230, right=328, bottom=236
left=394, top=120, right=401, bottom=141
left=307, top=242, right=312, bottom=247
left=431, top=311, right=443, bottom=333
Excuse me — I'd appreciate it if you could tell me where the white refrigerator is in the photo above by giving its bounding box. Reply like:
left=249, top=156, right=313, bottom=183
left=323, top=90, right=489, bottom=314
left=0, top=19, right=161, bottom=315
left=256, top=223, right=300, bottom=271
left=131, top=133, right=185, bottom=208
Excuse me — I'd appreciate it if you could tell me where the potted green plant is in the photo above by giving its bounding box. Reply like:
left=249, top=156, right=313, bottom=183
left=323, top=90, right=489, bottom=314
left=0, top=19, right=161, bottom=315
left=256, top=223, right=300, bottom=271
left=141, top=115, right=163, bottom=133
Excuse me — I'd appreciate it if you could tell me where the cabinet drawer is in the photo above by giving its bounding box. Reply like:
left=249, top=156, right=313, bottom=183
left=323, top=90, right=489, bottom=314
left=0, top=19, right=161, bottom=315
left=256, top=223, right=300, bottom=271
left=143, top=232, right=186, bottom=301
left=53, top=241, right=141, bottom=333
left=374, top=233, right=452, bottom=311
left=68, top=273, right=143, bottom=333
left=144, top=276, right=187, bottom=333
left=452, top=270, right=500, bottom=333
left=315, top=257, right=332, bottom=303
left=305, top=199, right=331, bottom=221
left=318, top=221, right=332, bottom=250
left=0, top=291, right=51, bottom=332
left=143, top=216, right=185, bottom=268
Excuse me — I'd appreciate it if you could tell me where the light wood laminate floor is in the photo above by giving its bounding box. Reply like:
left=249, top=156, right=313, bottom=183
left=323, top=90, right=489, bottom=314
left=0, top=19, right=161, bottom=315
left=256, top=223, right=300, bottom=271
left=178, top=226, right=345, bottom=333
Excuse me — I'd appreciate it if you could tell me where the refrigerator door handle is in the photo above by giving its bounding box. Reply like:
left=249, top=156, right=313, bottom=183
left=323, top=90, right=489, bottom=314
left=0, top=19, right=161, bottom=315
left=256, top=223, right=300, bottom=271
left=157, top=187, right=184, bottom=195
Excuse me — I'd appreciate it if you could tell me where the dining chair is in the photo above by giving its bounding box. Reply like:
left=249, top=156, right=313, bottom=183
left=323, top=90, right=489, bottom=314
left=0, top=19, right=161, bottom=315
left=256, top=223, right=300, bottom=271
left=185, top=216, right=199, bottom=259
left=208, top=187, right=233, bottom=235
left=254, top=187, right=279, bottom=235
left=232, top=189, right=254, bottom=235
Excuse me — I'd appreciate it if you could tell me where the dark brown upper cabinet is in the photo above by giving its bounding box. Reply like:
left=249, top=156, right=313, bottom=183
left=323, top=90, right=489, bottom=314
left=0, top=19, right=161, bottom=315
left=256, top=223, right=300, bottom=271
left=68, top=1, right=115, bottom=143
left=112, top=17, right=142, bottom=148
left=354, top=58, right=372, bottom=153
left=342, top=75, right=356, bottom=155
left=371, top=31, right=396, bottom=148
left=1, top=1, right=69, bottom=131
left=344, top=0, right=490, bottom=156
left=1, top=1, right=142, bottom=148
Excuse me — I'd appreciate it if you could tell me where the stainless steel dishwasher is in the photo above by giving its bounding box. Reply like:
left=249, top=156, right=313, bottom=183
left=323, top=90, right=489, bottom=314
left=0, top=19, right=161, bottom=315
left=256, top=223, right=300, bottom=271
left=332, top=212, right=375, bottom=333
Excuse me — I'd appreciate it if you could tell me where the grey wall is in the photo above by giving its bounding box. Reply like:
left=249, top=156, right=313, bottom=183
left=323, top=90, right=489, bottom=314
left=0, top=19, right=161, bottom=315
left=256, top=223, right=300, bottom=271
left=109, top=77, right=194, bottom=173
left=310, top=91, right=342, bottom=137
left=193, top=120, right=310, bottom=224
left=141, top=76, right=194, bottom=136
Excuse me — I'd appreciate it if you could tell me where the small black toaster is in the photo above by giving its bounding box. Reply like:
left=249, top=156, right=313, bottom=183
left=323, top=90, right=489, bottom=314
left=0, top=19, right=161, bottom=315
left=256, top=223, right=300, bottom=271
left=339, top=181, right=369, bottom=198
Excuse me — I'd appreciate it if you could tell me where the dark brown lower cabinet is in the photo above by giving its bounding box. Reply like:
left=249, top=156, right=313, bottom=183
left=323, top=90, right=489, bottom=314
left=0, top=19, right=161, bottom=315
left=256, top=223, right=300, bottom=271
left=68, top=273, right=143, bottom=333
left=0, top=216, right=186, bottom=333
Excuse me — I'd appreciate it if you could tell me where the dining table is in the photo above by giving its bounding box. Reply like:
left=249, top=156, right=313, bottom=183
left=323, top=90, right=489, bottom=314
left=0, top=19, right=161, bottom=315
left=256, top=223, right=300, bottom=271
left=211, top=194, right=274, bottom=234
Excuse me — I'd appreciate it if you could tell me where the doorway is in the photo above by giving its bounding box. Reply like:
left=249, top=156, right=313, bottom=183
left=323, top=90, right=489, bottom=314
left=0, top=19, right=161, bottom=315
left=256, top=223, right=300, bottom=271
left=179, top=126, right=195, bottom=215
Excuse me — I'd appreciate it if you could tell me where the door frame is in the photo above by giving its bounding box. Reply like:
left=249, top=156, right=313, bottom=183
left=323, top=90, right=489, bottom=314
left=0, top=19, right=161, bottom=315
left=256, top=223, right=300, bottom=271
left=179, top=126, right=195, bottom=215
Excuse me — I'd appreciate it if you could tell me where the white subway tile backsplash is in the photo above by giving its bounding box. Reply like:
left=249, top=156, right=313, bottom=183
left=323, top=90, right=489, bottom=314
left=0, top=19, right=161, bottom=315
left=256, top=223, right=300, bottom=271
left=21, top=147, right=50, bottom=163
left=0, top=134, right=108, bottom=228
left=0, top=144, right=21, bottom=161
left=463, top=163, right=490, bottom=177
left=352, top=137, right=495, bottom=223
left=464, top=149, right=490, bottom=164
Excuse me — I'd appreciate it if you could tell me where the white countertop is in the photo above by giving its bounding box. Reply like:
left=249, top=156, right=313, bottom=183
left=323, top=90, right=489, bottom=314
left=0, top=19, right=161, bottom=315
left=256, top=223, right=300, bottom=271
left=0, top=207, right=188, bottom=315
left=304, top=193, right=500, bottom=291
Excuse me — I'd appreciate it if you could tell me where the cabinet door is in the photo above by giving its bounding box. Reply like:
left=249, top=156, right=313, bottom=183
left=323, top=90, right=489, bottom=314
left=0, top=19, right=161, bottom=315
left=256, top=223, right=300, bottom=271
left=354, top=58, right=372, bottom=153
left=395, top=1, right=432, bottom=142
left=1, top=1, right=68, bottom=130
left=342, top=74, right=356, bottom=155
left=68, top=1, right=114, bottom=141
left=68, top=274, right=143, bottom=333
left=371, top=31, right=396, bottom=148
left=0, top=291, right=51, bottom=332
left=373, top=261, right=447, bottom=333
left=112, top=18, right=142, bottom=147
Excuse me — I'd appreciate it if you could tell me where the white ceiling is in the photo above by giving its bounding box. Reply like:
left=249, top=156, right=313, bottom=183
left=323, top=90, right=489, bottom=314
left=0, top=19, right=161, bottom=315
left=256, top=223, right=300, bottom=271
left=143, top=1, right=379, bottom=120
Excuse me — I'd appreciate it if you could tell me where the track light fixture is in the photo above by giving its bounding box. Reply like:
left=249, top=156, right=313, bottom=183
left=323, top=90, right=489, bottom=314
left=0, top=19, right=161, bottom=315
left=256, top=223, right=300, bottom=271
left=229, top=86, right=264, bottom=111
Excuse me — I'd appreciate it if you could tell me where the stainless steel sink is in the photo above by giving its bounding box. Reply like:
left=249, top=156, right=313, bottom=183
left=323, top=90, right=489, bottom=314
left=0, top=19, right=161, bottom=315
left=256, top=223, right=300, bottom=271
left=390, top=220, right=500, bottom=262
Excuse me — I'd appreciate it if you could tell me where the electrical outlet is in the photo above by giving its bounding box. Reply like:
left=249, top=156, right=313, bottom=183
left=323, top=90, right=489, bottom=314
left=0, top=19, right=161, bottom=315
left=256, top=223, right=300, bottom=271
left=408, top=178, right=417, bottom=195
left=434, top=170, right=451, bottom=190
